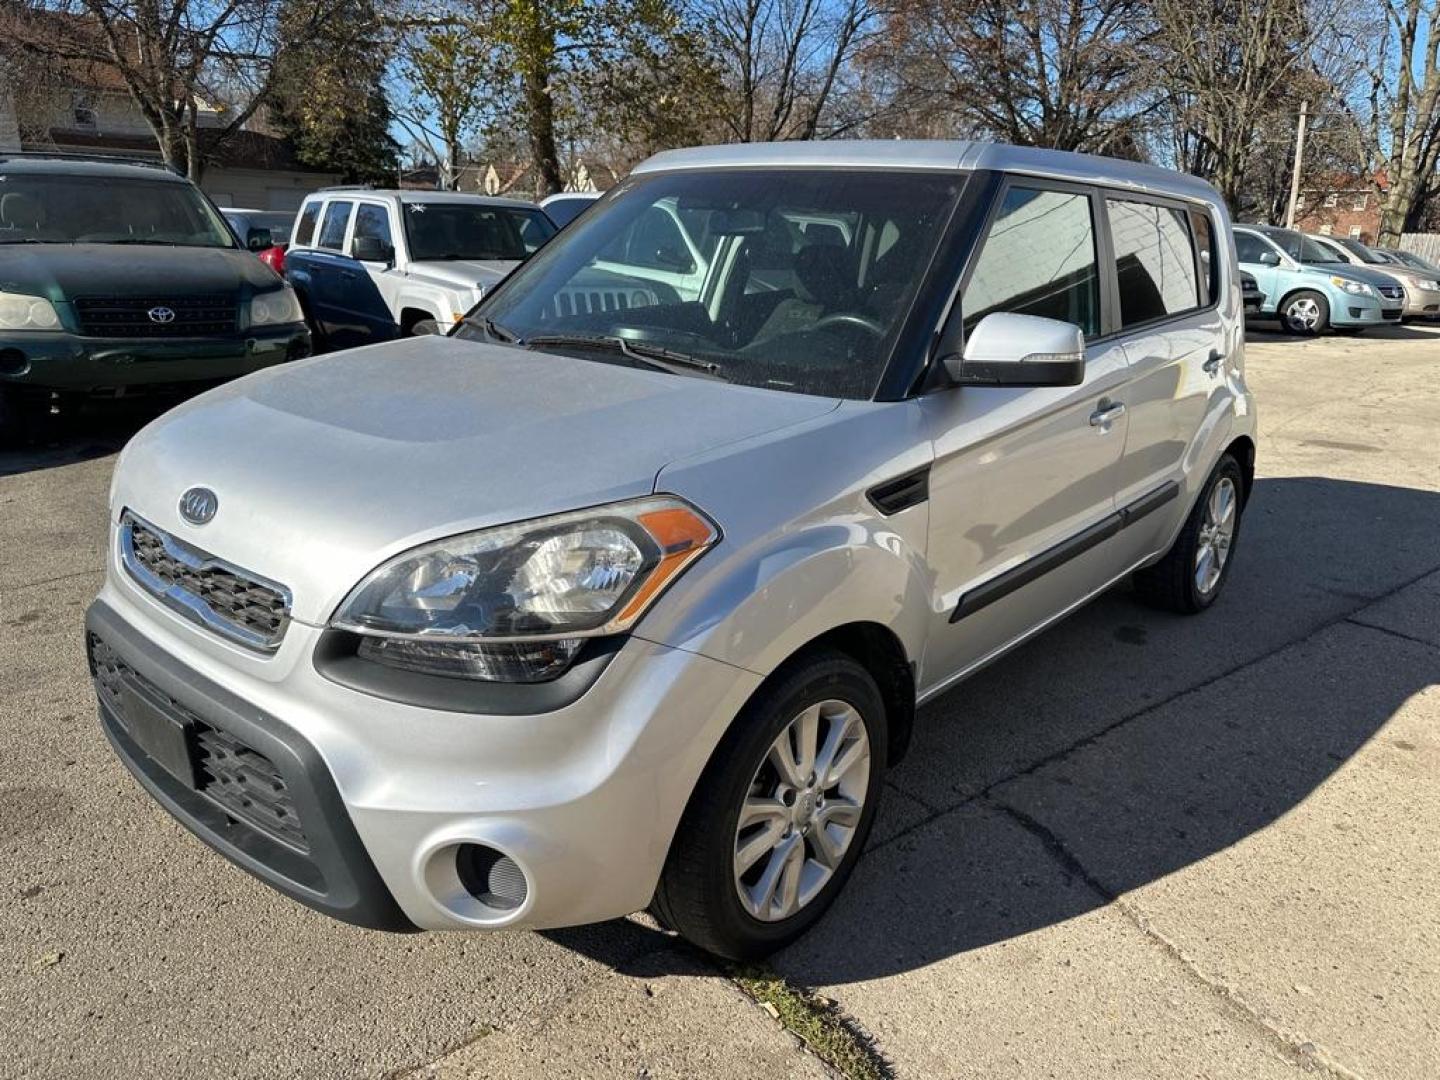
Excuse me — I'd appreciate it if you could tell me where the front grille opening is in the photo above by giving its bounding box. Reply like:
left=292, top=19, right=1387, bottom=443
left=74, top=295, right=237, bottom=337
left=89, top=634, right=308, bottom=853
left=122, top=513, right=289, bottom=650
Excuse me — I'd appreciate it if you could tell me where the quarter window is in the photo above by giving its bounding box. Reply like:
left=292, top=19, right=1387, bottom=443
left=294, top=202, right=320, bottom=247
left=1190, top=209, right=1218, bottom=306
left=962, top=186, right=1100, bottom=337
left=317, top=201, right=353, bottom=250
left=1107, top=199, right=1199, bottom=326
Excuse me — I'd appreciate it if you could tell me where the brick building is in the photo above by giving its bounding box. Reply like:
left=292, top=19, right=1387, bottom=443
left=1292, top=174, right=1387, bottom=243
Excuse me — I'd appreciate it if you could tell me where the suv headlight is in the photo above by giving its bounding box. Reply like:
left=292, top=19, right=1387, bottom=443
left=246, top=286, right=303, bottom=327
left=1330, top=277, right=1374, bottom=297
left=0, top=291, right=62, bottom=331
left=1416, top=278, right=1440, bottom=291
left=331, top=496, right=718, bottom=682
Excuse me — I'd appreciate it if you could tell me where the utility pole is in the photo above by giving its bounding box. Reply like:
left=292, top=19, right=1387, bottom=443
left=1284, top=100, right=1309, bottom=229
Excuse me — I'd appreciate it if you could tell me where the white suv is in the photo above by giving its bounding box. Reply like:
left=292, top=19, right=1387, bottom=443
left=285, top=189, right=557, bottom=349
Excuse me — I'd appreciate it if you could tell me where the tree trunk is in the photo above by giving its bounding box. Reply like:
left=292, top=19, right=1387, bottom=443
left=523, top=65, right=564, bottom=197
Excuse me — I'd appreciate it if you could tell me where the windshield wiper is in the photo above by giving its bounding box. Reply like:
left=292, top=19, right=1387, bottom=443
left=459, top=315, right=518, bottom=343
left=522, top=333, right=724, bottom=379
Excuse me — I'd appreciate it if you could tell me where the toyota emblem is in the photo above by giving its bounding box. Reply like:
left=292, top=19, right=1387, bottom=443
left=178, top=487, right=218, bottom=525
left=148, top=306, right=176, bottom=325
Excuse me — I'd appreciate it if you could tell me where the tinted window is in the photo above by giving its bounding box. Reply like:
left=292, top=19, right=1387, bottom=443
left=1107, top=200, right=1199, bottom=326
left=469, top=169, right=961, bottom=399
left=317, top=201, right=352, bottom=250
left=544, top=196, right=595, bottom=228
left=403, top=203, right=555, bottom=262
left=351, top=203, right=392, bottom=251
left=1190, top=210, right=1218, bottom=305
left=0, top=174, right=234, bottom=247
left=962, top=187, right=1100, bottom=337
left=295, top=202, right=320, bottom=246
left=1234, top=231, right=1270, bottom=264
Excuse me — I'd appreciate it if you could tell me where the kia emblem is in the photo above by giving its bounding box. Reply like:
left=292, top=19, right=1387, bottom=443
left=178, top=487, right=218, bottom=525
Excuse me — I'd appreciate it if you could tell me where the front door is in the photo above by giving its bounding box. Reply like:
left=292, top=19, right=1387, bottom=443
left=919, top=183, right=1131, bottom=695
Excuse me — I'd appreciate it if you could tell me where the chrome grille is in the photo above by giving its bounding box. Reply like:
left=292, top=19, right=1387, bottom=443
left=552, top=289, right=655, bottom=317
left=1378, top=284, right=1405, bottom=301
left=90, top=634, right=308, bottom=852
left=74, top=295, right=237, bottom=337
left=120, top=512, right=290, bottom=651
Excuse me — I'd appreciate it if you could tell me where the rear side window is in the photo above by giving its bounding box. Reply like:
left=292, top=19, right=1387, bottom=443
left=1190, top=209, right=1218, bottom=306
left=295, top=202, right=320, bottom=247
left=962, top=186, right=1101, bottom=337
left=317, top=201, right=353, bottom=250
left=1107, top=199, right=1199, bottom=327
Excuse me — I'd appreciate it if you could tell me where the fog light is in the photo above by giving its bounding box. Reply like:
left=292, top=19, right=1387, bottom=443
left=0, top=348, right=29, bottom=377
left=456, top=844, right=528, bottom=911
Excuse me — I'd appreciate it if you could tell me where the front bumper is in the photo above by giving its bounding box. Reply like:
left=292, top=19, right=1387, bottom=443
left=1330, top=295, right=1385, bottom=327
left=0, top=325, right=310, bottom=392
left=1401, top=285, right=1440, bottom=318
left=88, top=558, right=761, bottom=932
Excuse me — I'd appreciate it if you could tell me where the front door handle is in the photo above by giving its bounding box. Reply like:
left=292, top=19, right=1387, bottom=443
left=1203, top=350, right=1223, bottom=375
left=1089, top=399, right=1126, bottom=428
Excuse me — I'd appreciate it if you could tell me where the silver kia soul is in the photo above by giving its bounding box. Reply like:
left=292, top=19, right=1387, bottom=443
left=88, top=141, right=1256, bottom=959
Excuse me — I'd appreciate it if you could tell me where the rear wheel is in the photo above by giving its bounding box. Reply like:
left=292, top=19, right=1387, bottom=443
left=652, top=650, right=886, bottom=959
left=1280, top=290, right=1329, bottom=335
left=1134, top=455, right=1245, bottom=614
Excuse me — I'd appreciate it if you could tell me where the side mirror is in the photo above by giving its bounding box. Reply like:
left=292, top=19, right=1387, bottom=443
left=1258, top=251, right=1281, bottom=267
left=246, top=227, right=273, bottom=251
left=353, top=235, right=394, bottom=265
left=410, top=318, right=445, bottom=336
left=944, top=312, right=1085, bottom=388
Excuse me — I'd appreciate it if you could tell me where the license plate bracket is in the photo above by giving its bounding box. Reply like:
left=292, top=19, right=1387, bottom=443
left=120, top=684, right=196, bottom=786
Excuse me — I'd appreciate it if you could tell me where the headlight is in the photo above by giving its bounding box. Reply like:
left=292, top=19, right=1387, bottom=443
left=1417, top=279, right=1440, bottom=291
left=1330, top=277, right=1373, bottom=297
left=246, top=287, right=303, bottom=327
left=331, top=496, right=718, bottom=682
left=0, top=291, right=62, bottom=331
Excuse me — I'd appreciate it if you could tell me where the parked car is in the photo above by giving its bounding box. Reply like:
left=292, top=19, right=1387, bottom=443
left=0, top=154, right=309, bottom=442
left=1306, top=233, right=1440, bottom=320
left=1240, top=269, right=1265, bottom=314
left=539, top=191, right=601, bottom=229
left=221, top=208, right=295, bottom=275
left=87, top=141, right=1255, bottom=959
left=1376, top=246, right=1440, bottom=277
left=1234, top=224, right=1394, bottom=333
left=284, top=189, right=557, bottom=350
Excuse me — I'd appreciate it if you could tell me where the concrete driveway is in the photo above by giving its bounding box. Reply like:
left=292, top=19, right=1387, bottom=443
left=3, top=324, right=1437, bottom=1079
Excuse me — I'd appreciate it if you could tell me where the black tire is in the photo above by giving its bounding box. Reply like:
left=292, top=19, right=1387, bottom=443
left=1278, top=289, right=1329, bottom=335
left=651, top=649, right=887, bottom=960
left=1134, top=454, right=1246, bottom=614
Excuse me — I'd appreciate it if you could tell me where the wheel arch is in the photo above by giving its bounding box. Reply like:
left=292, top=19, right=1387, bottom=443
left=1225, top=434, right=1256, bottom=506
left=399, top=306, right=438, bottom=334
left=1274, top=285, right=1330, bottom=324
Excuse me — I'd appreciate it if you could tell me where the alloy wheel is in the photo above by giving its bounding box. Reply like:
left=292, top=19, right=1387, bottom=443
left=732, top=699, right=871, bottom=922
left=1284, top=297, right=1321, bottom=332
left=1194, top=476, right=1237, bottom=595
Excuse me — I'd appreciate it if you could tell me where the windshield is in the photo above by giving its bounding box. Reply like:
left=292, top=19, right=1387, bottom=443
left=1332, top=235, right=1384, bottom=263
left=0, top=173, right=235, bottom=247
left=1269, top=229, right=1339, bottom=264
left=465, top=169, right=962, bottom=399
left=402, top=202, right=557, bottom=261
left=1393, top=250, right=1440, bottom=273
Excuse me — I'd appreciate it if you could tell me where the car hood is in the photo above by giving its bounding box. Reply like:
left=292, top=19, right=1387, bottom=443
left=407, top=259, right=518, bottom=292
left=1, top=243, right=281, bottom=300
left=1310, top=262, right=1405, bottom=290
left=112, top=335, right=841, bottom=624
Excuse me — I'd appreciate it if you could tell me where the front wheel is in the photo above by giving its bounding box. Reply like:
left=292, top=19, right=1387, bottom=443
left=1280, top=290, right=1329, bottom=335
left=652, top=650, right=887, bottom=959
left=1134, top=455, right=1245, bottom=614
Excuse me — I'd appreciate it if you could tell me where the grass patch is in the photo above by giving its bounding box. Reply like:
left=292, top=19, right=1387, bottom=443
left=729, top=964, right=890, bottom=1080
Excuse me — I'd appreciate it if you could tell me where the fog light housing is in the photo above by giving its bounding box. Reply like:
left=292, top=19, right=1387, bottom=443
left=456, top=844, right=528, bottom=912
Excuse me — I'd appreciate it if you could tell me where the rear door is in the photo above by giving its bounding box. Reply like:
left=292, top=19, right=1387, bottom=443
left=304, top=200, right=357, bottom=345
left=920, top=181, right=1131, bottom=691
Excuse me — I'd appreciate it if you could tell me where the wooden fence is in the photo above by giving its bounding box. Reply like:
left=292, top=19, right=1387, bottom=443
left=1399, top=233, right=1440, bottom=262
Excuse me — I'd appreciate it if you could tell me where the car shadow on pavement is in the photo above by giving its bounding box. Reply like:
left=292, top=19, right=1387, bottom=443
left=0, top=399, right=171, bottom=478
left=554, top=477, right=1440, bottom=983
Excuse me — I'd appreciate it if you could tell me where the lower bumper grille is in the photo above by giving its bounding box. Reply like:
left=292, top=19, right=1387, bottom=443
left=91, top=634, right=308, bottom=852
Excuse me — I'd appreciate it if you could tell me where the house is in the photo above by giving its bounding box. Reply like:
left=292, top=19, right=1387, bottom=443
left=1292, top=174, right=1387, bottom=243
left=0, top=10, right=339, bottom=209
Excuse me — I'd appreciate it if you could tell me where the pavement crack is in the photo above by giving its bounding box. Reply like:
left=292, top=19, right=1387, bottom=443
left=5, top=565, right=105, bottom=592
left=1343, top=616, right=1440, bottom=654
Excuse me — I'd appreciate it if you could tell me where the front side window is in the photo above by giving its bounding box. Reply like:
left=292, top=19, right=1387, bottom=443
left=295, top=202, right=320, bottom=246
left=403, top=202, right=556, bottom=262
left=468, top=169, right=962, bottom=400
left=1233, top=231, right=1271, bottom=264
left=1107, top=199, right=1199, bottom=327
left=962, top=186, right=1100, bottom=337
left=317, top=201, right=353, bottom=250
left=351, top=204, right=393, bottom=251
left=0, top=173, right=236, bottom=248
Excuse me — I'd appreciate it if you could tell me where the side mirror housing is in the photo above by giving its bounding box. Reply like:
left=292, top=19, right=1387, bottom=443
left=246, top=227, right=273, bottom=251
left=942, top=312, right=1086, bottom=388
left=353, top=236, right=394, bottom=265
left=1258, top=251, right=1281, bottom=267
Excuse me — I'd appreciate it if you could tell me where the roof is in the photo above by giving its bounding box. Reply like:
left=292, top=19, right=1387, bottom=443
left=45, top=128, right=334, bottom=174
left=0, top=156, right=187, bottom=182
left=309, top=189, right=541, bottom=210
left=634, top=140, right=1224, bottom=205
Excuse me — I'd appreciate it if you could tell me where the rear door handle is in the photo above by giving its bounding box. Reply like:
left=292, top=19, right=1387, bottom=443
left=1089, top=399, right=1126, bottom=428
left=1203, top=350, right=1223, bottom=375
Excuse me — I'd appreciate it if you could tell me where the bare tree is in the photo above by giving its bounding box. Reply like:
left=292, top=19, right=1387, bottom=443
left=395, top=18, right=491, bottom=189
left=2, top=0, right=360, bottom=180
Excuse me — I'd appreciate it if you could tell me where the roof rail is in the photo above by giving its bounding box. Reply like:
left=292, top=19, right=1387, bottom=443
left=318, top=183, right=375, bottom=192
left=0, top=149, right=184, bottom=176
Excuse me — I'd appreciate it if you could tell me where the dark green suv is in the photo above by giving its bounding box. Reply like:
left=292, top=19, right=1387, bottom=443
left=0, top=155, right=310, bottom=440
